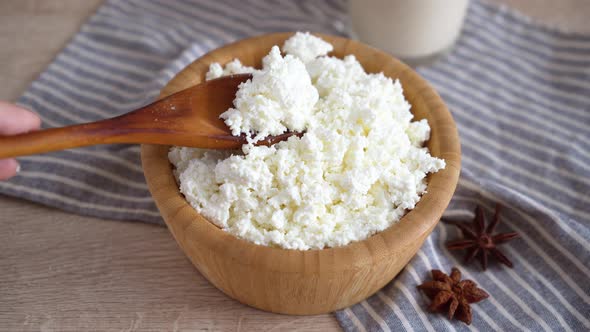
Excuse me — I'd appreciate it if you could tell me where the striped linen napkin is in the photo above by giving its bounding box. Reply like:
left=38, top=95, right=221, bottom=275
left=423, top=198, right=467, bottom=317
left=2, top=0, right=588, bottom=330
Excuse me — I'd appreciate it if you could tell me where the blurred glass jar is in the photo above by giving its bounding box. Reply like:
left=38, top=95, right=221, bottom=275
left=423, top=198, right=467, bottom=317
left=349, top=0, right=469, bottom=65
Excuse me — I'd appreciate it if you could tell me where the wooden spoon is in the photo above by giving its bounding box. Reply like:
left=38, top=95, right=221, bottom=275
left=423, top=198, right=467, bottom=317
left=0, top=74, right=295, bottom=159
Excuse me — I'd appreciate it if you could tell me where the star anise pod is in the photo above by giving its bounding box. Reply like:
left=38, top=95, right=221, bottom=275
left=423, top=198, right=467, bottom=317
left=417, top=267, right=489, bottom=325
left=444, top=204, right=519, bottom=270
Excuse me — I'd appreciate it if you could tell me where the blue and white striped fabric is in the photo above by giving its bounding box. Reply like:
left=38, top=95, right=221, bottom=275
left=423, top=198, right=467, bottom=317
left=1, top=0, right=588, bottom=330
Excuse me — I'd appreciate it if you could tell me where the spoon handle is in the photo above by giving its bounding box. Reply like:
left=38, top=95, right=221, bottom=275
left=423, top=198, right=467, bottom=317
left=0, top=88, right=214, bottom=158
left=0, top=75, right=255, bottom=158
left=0, top=105, right=182, bottom=158
left=0, top=117, right=138, bottom=158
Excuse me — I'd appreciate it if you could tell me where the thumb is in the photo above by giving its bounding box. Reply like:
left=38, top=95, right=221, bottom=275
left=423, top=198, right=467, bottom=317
left=0, top=101, right=41, bottom=135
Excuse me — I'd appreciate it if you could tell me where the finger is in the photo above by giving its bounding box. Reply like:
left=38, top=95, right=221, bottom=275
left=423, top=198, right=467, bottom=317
left=0, top=158, right=19, bottom=181
left=0, top=101, right=42, bottom=135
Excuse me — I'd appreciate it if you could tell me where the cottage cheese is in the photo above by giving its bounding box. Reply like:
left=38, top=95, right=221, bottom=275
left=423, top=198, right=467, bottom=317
left=205, top=59, right=255, bottom=81
left=219, top=46, right=318, bottom=143
left=169, top=33, right=445, bottom=250
left=282, top=31, right=333, bottom=63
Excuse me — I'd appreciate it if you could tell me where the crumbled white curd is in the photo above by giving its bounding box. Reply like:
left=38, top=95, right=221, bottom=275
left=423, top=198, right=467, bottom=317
left=219, top=45, right=318, bottom=143
left=169, top=33, right=445, bottom=250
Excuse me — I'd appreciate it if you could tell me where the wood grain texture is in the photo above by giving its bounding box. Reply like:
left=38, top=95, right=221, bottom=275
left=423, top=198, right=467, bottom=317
left=0, top=195, right=340, bottom=332
left=0, top=75, right=250, bottom=159
left=1, top=0, right=587, bottom=330
left=141, top=32, right=461, bottom=315
left=0, top=0, right=104, bottom=101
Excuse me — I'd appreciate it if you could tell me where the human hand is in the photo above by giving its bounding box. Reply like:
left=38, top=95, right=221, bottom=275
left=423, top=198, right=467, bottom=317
left=0, top=101, right=41, bottom=180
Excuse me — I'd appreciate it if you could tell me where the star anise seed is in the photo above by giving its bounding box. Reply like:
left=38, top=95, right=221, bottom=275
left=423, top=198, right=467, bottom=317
left=417, top=267, right=489, bottom=325
left=444, top=204, right=519, bottom=270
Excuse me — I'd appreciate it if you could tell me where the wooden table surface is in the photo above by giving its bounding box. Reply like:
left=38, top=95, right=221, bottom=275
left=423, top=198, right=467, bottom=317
left=1, top=1, right=587, bottom=331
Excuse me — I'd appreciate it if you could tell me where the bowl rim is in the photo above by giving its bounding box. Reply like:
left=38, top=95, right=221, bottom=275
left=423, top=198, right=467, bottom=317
left=141, top=32, right=461, bottom=274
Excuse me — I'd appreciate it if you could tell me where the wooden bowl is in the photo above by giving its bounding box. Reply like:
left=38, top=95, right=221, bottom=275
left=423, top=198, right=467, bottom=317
left=141, top=32, right=460, bottom=315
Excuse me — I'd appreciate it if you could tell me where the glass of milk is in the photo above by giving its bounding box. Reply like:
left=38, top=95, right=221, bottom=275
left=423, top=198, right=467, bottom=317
left=349, top=0, right=469, bottom=66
